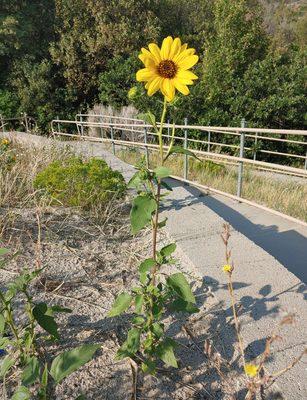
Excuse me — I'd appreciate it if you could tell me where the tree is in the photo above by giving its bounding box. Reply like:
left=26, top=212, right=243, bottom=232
left=98, top=53, right=140, bottom=108
left=201, top=0, right=268, bottom=125
left=51, top=0, right=162, bottom=106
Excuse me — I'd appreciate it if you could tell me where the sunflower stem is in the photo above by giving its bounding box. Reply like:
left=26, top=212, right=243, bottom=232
left=158, top=97, right=168, bottom=165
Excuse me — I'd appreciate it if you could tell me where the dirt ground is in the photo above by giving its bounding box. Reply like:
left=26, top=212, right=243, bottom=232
left=0, top=137, right=287, bottom=400
left=0, top=198, right=247, bottom=400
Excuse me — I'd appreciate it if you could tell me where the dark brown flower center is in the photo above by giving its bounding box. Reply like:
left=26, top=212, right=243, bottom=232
left=157, top=60, right=177, bottom=79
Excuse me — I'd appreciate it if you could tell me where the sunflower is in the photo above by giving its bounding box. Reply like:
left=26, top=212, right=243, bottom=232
left=136, top=36, right=198, bottom=102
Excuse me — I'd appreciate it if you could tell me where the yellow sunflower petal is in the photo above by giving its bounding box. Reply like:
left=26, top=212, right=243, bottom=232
left=177, top=79, right=194, bottom=85
left=173, top=78, right=190, bottom=95
left=169, top=37, right=181, bottom=59
left=160, top=36, right=173, bottom=60
left=174, top=48, right=196, bottom=63
left=136, top=68, right=156, bottom=82
left=138, top=53, right=146, bottom=63
left=141, top=47, right=156, bottom=62
left=178, top=55, right=199, bottom=70
left=180, top=43, right=188, bottom=52
left=161, top=78, right=175, bottom=101
left=138, top=53, right=155, bottom=69
left=177, top=70, right=198, bottom=81
left=148, top=43, right=161, bottom=63
left=147, top=76, right=162, bottom=96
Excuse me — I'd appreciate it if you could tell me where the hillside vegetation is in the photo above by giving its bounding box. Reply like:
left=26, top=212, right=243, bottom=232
left=0, top=0, right=306, bottom=132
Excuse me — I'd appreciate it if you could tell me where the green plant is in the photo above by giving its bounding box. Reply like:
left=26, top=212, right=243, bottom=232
left=0, top=248, right=100, bottom=399
left=0, top=138, right=16, bottom=170
left=33, top=157, right=126, bottom=208
left=108, top=90, right=199, bottom=374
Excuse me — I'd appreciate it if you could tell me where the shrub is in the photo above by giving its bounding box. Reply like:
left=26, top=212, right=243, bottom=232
left=34, top=157, right=126, bottom=208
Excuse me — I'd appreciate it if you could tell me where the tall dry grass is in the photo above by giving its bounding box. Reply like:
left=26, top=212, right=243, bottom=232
left=0, top=140, right=74, bottom=208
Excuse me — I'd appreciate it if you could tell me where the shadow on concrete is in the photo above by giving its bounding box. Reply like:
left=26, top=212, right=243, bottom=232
left=164, top=179, right=307, bottom=284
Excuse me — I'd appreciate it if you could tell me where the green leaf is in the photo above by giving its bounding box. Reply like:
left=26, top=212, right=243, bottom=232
left=50, top=344, right=100, bottom=384
left=108, top=292, right=132, bottom=317
left=0, top=354, right=15, bottom=377
left=167, top=273, right=195, bottom=304
left=12, top=386, right=31, bottom=400
left=0, top=314, right=5, bottom=334
left=139, top=258, right=155, bottom=284
left=75, top=396, right=86, bottom=400
left=10, top=269, right=42, bottom=292
left=138, top=258, right=155, bottom=274
left=157, top=218, right=168, bottom=228
left=132, top=316, right=145, bottom=325
left=22, top=356, right=40, bottom=386
left=0, top=337, right=11, bottom=349
left=141, top=359, right=156, bottom=375
left=152, top=322, right=164, bottom=338
left=154, top=166, right=171, bottom=178
left=165, top=146, right=199, bottom=161
left=0, top=248, right=9, bottom=256
left=38, top=362, right=48, bottom=399
left=169, top=298, right=199, bottom=314
left=51, top=305, right=72, bottom=313
left=138, top=111, right=156, bottom=127
left=116, top=328, right=141, bottom=360
left=160, top=243, right=176, bottom=257
left=156, top=338, right=178, bottom=368
left=33, top=302, right=59, bottom=339
left=127, top=171, right=142, bottom=189
left=134, top=294, right=144, bottom=314
left=130, top=194, right=156, bottom=234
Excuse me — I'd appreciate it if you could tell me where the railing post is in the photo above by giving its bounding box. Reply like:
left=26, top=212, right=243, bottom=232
left=80, top=115, right=84, bottom=137
left=144, top=126, right=149, bottom=168
left=183, top=117, right=188, bottom=180
left=236, top=118, right=246, bottom=199
left=167, top=119, right=170, bottom=140
left=24, top=112, right=29, bottom=133
left=100, top=116, right=103, bottom=139
left=57, top=116, right=60, bottom=134
left=0, top=114, right=4, bottom=133
left=207, top=130, right=211, bottom=152
left=110, top=124, right=115, bottom=155
left=253, top=132, right=258, bottom=161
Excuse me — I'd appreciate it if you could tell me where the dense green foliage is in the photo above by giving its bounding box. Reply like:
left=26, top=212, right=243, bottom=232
left=34, top=157, right=126, bottom=208
left=0, top=0, right=306, bottom=132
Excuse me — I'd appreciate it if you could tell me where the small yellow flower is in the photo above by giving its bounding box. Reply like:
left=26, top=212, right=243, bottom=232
left=244, top=363, right=259, bottom=378
left=136, top=36, right=198, bottom=102
left=222, top=264, right=232, bottom=274
left=1, top=138, right=9, bottom=146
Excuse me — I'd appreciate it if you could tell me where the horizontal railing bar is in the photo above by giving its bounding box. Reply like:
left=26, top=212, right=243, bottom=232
left=76, top=113, right=143, bottom=123
left=51, top=130, right=307, bottom=176
left=52, top=119, right=307, bottom=136
left=55, top=120, right=307, bottom=147
left=51, top=120, right=307, bottom=164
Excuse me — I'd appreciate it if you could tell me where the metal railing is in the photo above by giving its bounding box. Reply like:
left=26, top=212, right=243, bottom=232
left=0, top=113, right=37, bottom=133
left=51, top=115, right=307, bottom=205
